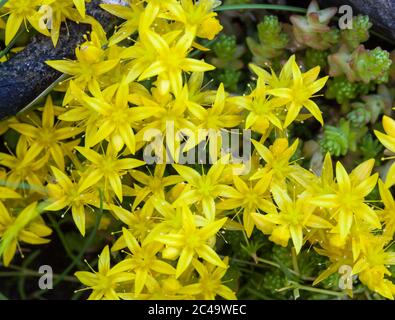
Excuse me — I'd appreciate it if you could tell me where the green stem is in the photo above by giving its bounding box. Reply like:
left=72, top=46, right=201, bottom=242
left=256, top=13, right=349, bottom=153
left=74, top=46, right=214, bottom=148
left=32, top=190, right=104, bottom=299
left=47, top=214, right=81, bottom=265
left=18, top=74, right=69, bottom=115
left=234, top=257, right=315, bottom=282
left=17, top=250, right=41, bottom=300
left=291, top=248, right=300, bottom=274
left=282, top=281, right=347, bottom=297
left=215, top=4, right=307, bottom=14
left=1, top=267, right=78, bottom=282
left=0, top=29, right=24, bottom=60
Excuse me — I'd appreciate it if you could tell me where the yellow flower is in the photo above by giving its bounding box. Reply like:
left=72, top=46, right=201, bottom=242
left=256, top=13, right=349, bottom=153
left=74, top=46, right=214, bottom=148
left=72, top=79, right=160, bottom=153
left=100, top=0, right=145, bottom=46
left=352, top=235, right=395, bottom=299
left=130, top=164, right=183, bottom=210
left=9, top=96, right=82, bottom=170
left=46, top=32, right=119, bottom=97
left=249, top=56, right=293, bottom=90
left=75, top=245, right=134, bottom=300
left=73, top=0, right=88, bottom=18
left=378, top=180, right=395, bottom=238
left=250, top=138, right=313, bottom=189
left=45, top=0, right=87, bottom=46
left=179, top=258, right=237, bottom=300
left=75, top=145, right=145, bottom=202
left=0, top=202, right=52, bottom=266
left=45, top=166, right=101, bottom=236
left=183, top=83, right=242, bottom=161
left=313, top=237, right=354, bottom=286
left=140, top=198, right=184, bottom=245
left=156, top=206, right=227, bottom=278
left=268, top=55, right=327, bottom=127
left=375, top=116, right=395, bottom=153
left=133, top=83, right=198, bottom=161
left=3, top=0, right=51, bottom=45
left=0, top=187, right=21, bottom=200
left=374, top=115, right=395, bottom=187
left=165, top=0, right=223, bottom=40
left=110, top=202, right=156, bottom=249
left=230, top=77, right=283, bottom=134
left=216, top=176, right=276, bottom=237
left=0, top=136, right=48, bottom=190
left=252, top=185, right=332, bottom=254
left=173, top=156, right=239, bottom=221
left=112, top=228, right=175, bottom=295
left=359, top=266, right=395, bottom=300
left=138, top=30, right=214, bottom=95
left=311, top=159, right=380, bottom=240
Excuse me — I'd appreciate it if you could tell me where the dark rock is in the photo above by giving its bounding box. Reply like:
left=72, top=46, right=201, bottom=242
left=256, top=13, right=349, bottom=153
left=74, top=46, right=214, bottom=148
left=0, top=0, right=117, bottom=119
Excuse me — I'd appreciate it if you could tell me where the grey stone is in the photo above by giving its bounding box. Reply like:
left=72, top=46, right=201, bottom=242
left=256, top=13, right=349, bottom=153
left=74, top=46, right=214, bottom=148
left=0, top=0, right=119, bottom=119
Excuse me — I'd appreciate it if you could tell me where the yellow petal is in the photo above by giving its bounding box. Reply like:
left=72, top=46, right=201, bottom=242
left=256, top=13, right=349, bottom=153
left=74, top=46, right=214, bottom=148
left=375, top=130, right=395, bottom=153
left=289, top=225, right=303, bottom=254
left=195, top=244, right=226, bottom=268
left=98, top=245, right=110, bottom=274
left=336, top=161, right=351, bottom=192
left=72, top=205, right=86, bottom=236
left=5, top=13, right=23, bottom=45
left=78, top=170, right=104, bottom=193
left=303, top=99, right=323, bottom=125
left=382, top=115, right=395, bottom=137
left=108, top=173, right=123, bottom=202
left=176, top=247, right=194, bottom=278
left=46, top=60, right=81, bottom=75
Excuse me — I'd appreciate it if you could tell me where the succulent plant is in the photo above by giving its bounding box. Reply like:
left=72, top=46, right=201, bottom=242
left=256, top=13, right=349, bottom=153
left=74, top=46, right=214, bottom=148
left=341, top=15, right=372, bottom=50
left=290, top=0, right=339, bottom=50
left=304, top=48, right=329, bottom=69
left=329, top=45, right=392, bottom=83
left=247, top=15, right=289, bottom=67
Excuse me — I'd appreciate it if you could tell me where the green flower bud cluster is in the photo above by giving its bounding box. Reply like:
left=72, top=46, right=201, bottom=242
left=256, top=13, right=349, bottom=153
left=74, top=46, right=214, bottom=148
left=210, top=34, right=244, bottom=91
left=325, top=76, right=359, bottom=104
left=320, top=118, right=367, bottom=157
left=348, top=86, right=393, bottom=126
left=346, top=105, right=371, bottom=127
left=320, top=120, right=350, bottom=157
left=329, top=45, right=392, bottom=84
left=216, top=69, right=241, bottom=92
left=213, top=34, right=238, bottom=61
left=354, top=47, right=392, bottom=83
left=341, top=15, right=372, bottom=50
left=304, top=48, right=329, bottom=69
left=247, top=15, right=289, bottom=67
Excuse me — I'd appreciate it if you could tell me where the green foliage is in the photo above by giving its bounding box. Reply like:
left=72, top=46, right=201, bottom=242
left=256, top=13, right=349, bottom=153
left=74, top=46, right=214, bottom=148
left=341, top=15, right=372, bottom=49
left=247, top=15, right=289, bottom=66
left=320, top=119, right=351, bottom=157
left=304, top=48, right=328, bottom=69
left=325, top=76, right=359, bottom=104
left=360, top=134, right=383, bottom=161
